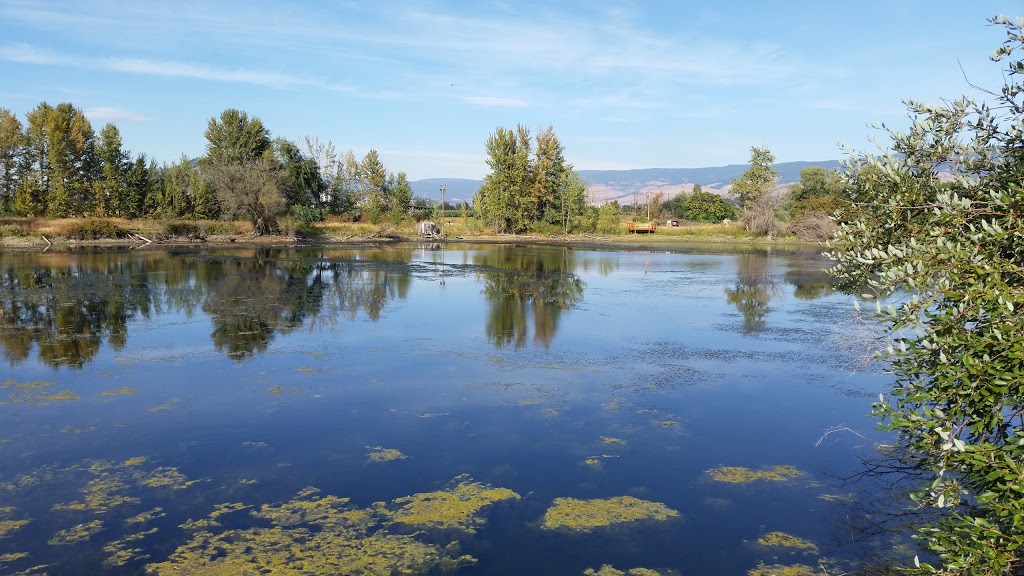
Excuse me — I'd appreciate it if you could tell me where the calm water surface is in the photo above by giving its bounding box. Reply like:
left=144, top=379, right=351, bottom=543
left=0, top=244, right=898, bottom=575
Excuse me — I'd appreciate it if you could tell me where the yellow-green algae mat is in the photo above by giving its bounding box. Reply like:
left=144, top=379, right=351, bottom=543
left=146, top=474, right=519, bottom=574
left=541, top=496, right=679, bottom=532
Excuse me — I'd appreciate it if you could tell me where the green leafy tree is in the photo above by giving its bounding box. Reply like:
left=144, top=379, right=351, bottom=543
left=389, top=171, right=413, bottom=221
left=664, top=190, right=689, bottom=219
left=203, top=109, right=282, bottom=234
left=204, top=109, right=270, bottom=164
left=531, top=125, right=569, bottom=224
left=684, top=191, right=736, bottom=222
left=121, top=154, right=151, bottom=219
left=20, top=102, right=98, bottom=217
left=788, top=166, right=849, bottom=218
left=828, top=17, right=1024, bottom=574
left=94, top=123, right=129, bottom=217
left=476, top=125, right=533, bottom=234
left=0, top=108, right=24, bottom=214
left=360, top=149, right=388, bottom=222
left=596, top=201, right=622, bottom=234
left=274, top=138, right=324, bottom=211
left=730, top=146, right=777, bottom=207
left=15, top=102, right=54, bottom=216
left=558, top=170, right=587, bottom=233
left=732, top=146, right=779, bottom=235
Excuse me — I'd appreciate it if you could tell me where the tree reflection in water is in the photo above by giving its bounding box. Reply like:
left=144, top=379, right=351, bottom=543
left=0, top=249, right=416, bottom=368
left=723, top=253, right=778, bottom=335
left=475, top=247, right=584, bottom=348
left=0, top=252, right=159, bottom=368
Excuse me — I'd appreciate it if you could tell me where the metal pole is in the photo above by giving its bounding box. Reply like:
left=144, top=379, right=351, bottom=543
left=440, top=183, right=446, bottom=238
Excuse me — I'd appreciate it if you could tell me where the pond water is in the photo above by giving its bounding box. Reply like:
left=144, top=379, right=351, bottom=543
left=0, top=244, right=901, bottom=575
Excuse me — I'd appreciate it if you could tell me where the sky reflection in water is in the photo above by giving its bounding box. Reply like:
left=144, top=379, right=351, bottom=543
left=0, top=245, right=902, bottom=575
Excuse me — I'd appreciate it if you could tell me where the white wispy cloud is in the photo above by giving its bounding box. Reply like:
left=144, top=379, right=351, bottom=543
left=102, top=57, right=301, bottom=88
left=462, top=96, right=528, bottom=108
left=83, top=106, right=149, bottom=122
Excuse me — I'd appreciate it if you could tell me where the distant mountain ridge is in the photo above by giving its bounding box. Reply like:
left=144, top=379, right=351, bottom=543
left=409, top=159, right=844, bottom=204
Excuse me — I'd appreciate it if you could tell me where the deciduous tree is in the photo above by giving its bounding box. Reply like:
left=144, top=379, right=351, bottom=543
left=829, top=17, right=1024, bottom=574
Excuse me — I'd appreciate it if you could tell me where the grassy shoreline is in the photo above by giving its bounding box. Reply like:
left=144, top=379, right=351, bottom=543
left=0, top=216, right=823, bottom=253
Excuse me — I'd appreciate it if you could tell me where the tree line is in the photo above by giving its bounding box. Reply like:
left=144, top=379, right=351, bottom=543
left=0, top=104, right=413, bottom=234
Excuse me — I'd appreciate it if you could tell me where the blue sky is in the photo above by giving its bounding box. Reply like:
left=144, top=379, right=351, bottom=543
left=1, top=1, right=1019, bottom=180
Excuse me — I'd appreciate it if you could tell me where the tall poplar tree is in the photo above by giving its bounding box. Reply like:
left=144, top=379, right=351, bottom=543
left=0, top=108, right=24, bottom=214
left=475, top=125, right=532, bottom=234
left=95, top=123, right=128, bottom=217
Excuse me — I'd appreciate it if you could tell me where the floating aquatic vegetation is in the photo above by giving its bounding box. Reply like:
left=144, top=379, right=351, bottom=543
left=49, top=519, right=104, bottom=545
left=518, top=399, right=543, bottom=405
left=0, top=552, right=29, bottom=563
left=100, top=386, right=136, bottom=397
left=123, top=457, right=147, bottom=467
left=747, top=562, right=821, bottom=576
left=52, top=475, right=140, bottom=513
left=60, top=426, right=96, bottom=434
left=584, top=566, right=675, bottom=576
left=125, top=508, right=165, bottom=526
left=817, top=493, right=856, bottom=503
left=1, top=379, right=79, bottom=406
left=584, top=458, right=602, bottom=467
left=0, top=464, right=77, bottom=491
left=656, top=420, right=679, bottom=429
left=388, top=476, right=520, bottom=533
left=757, top=532, right=819, bottom=553
left=544, top=408, right=559, bottom=417
left=103, top=527, right=158, bottom=567
left=268, top=385, right=302, bottom=396
left=0, top=519, right=30, bottom=539
left=148, top=485, right=479, bottom=575
left=147, top=397, right=180, bottom=412
left=239, top=478, right=258, bottom=485
left=139, top=467, right=204, bottom=490
left=601, top=436, right=625, bottom=445
left=707, top=465, right=803, bottom=484
left=367, top=446, right=408, bottom=463
left=541, top=496, right=679, bottom=533
left=210, top=502, right=251, bottom=519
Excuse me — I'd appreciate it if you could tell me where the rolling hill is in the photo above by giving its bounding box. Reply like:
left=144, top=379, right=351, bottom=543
left=408, top=159, right=844, bottom=205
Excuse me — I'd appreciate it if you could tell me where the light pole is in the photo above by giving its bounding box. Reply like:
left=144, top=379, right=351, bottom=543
left=440, top=183, right=446, bottom=238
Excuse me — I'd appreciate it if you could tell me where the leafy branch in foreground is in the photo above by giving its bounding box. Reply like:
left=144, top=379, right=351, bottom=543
left=828, top=16, right=1024, bottom=575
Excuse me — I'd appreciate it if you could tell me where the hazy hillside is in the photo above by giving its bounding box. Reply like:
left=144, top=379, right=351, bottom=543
left=409, top=160, right=843, bottom=204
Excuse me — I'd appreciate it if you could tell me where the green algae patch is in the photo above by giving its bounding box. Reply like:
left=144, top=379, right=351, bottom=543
left=100, top=386, right=136, bottom=397
left=389, top=475, right=520, bottom=533
left=707, top=465, right=803, bottom=484
left=49, top=519, right=104, bottom=545
left=104, top=527, right=158, bottom=567
left=146, top=486, right=478, bottom=575
left=747, top=562, right=821, bottom=576
left=541, top=496, right=679, bottom=533
left=147, top=397, right=180, bottom=412
left=0, top=519, right=30, bottom=539
left=125, top=508, right=165, bottom=526
left=757, top=531, right=818, bottom=553
left=367, top=446, right=408, bottom=463
left=584, top=566, right=676, bottom=576
left=1, top=379, right=79, bottom=406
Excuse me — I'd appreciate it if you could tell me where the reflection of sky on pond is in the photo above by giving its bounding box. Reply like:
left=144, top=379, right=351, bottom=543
left=0, top=246, right=901, bottom=575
